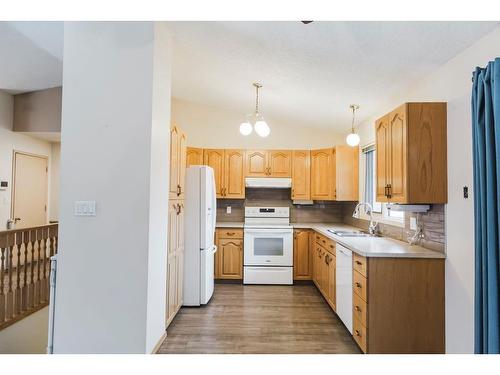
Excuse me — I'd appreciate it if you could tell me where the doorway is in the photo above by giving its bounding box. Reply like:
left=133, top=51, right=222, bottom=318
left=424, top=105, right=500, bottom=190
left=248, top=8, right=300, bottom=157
left=11, top=151, right=49, bottom=228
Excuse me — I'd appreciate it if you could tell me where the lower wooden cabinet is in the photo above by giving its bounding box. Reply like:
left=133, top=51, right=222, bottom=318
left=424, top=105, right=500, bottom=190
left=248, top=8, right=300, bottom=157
left=352, top=255, right=445, bottom=354
left=312, top=232, right=336, bottom=311
left=215, top=228, right=243, bottom=280
left=166, top=199, right=185, bottom=326
left=293, top=229, right=312, bottom=280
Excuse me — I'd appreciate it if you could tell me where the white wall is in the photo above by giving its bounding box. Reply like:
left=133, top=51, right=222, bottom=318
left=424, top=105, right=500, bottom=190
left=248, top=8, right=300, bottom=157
left=0, top=90, right=56, bottom=229
left=356, top=26, right=500, bottom=353
left=171, top=97, right=345, bottom=149
left=0, top=307, right=48, bottom=354
left=53, top=21, right=171, bottom=354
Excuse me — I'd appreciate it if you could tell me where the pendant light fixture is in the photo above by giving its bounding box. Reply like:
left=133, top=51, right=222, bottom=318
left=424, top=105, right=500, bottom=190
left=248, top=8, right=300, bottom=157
left=239, top=83, right=270, bottom=137
left=346, top=104, right=360, bottom=147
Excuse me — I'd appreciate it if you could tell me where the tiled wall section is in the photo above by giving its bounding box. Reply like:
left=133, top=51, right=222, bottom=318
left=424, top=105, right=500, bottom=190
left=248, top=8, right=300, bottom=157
left=342, top=202, right=445, bottom=253
left=216, top=188, right=343, bottom=223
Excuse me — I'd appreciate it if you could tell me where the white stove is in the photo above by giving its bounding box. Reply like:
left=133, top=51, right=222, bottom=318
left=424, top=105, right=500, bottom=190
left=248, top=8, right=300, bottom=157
left=243, top=206, right=293, bottom=285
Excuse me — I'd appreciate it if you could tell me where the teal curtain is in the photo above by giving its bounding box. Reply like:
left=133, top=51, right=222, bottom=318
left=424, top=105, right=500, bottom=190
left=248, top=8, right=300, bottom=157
left=472, top=58, right=500, bottom=354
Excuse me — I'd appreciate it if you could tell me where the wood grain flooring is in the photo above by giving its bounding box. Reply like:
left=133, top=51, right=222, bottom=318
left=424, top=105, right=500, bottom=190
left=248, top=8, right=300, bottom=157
left=158, top=283, right=361, bottom=354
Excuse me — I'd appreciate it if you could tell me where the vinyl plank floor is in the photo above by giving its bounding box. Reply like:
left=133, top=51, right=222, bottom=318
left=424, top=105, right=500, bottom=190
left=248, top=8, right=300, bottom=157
left=157, top=283, right=361, bottom=354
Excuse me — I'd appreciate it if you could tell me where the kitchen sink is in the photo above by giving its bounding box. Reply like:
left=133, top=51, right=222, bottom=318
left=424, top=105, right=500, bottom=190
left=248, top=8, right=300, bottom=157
left=327, top=230, right=376, bottom=237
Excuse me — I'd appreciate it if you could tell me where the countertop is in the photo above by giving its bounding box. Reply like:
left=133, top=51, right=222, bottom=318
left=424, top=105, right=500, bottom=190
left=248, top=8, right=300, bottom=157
left=215, top=221, right=445, bottom=259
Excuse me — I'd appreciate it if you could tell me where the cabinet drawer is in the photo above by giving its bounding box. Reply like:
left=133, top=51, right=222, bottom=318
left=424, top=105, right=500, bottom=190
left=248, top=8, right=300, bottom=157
left=353, top=270, right=368, bottom=302
left=353, top=253, right=367, bottom=277
left=353, top=292, right=367, bottom=327
left=353, top=317, right=367, bottom=353
left=218, top=228, right=243, bottom=239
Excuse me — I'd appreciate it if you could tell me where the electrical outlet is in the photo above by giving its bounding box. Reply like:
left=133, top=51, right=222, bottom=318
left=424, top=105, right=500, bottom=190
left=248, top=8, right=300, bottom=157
left=226, top=206, right=232, bottom=214
left=410, top=217, right=417, bottom=231
left=74, top=201, right=96, bottom=216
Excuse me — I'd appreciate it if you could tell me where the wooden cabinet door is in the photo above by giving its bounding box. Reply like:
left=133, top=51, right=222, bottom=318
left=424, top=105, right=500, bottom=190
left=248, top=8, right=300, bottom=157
left=375, top=115, right=390, bottom=202
left=224, top=149, right=245, bottom=199
left=335, top=145, right=359, bottom=201
left=388, top=104, right=407, bottom=202
left=176, top=250, right=184, bottom=309
left=166, top=252, right=177, bottom=323
left=311, top=148, right=333, bottom=200
left=168, top=201, right=178, bottom=256
left=293, top=230, right=311, bottom=280
left=218, top=238, right=243, bottom=279
left=186, top=147, right=203, bottom=167
left=169, top=126, right=180, bottom=199
left=291, top=150, right=310, bottom=200
left=178, top=130, right=187, bottom=200
left=246, top=150, right=268, bottom=177
left=269, top=150, right=292, bottom=177
left=327, top=253, right=336, bottom=309
left=203, top=149, right=225, bottom=198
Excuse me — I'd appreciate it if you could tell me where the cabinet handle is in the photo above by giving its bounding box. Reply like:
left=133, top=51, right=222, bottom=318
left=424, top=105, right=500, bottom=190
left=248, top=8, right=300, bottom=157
left=177, top=184, right=182, bottom=196
left=355, top=282, right=362, bottom=288
left=355, top=260, right=362, bottom=265
left=387, top=184, right=392, bottom=198
left=354, top=305, right=361, bottom=312
left=226, top=232, right=235, bottom=236
left=355, top=330, right=361, bottom=337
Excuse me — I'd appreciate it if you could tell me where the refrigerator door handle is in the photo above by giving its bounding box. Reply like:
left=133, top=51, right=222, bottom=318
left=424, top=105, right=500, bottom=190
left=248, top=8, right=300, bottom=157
left=211, top=245, right=217, bottom=254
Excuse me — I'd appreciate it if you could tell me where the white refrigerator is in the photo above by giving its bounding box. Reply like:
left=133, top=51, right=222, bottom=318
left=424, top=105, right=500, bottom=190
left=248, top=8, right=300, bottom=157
left=183, top=166, right=217, bottom=306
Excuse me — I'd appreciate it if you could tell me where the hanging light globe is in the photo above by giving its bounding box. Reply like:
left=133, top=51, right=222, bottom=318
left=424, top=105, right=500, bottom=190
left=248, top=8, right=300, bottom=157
left=255, top=120, right=270, bottom=137
left=346, top=132, right=360, bottom=146
left=239, top=121, right=253, bottom=136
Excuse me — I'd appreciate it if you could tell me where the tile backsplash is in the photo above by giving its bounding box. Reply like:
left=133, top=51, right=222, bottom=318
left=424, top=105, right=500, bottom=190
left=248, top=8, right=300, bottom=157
left=342, top=202, right=445, bottom=253
left=216, top=188, right=343, bottom=223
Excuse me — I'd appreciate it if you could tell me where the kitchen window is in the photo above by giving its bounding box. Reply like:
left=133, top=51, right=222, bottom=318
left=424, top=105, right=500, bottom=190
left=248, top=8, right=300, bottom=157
left=363, top=144, right=404, bottom=224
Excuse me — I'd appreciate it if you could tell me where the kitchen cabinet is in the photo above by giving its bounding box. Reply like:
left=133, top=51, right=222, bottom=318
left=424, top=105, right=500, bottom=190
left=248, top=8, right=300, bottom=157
left=169, top=125, right=187, bottom=200
left=204, top=149, right=245, bottom=199
left=351, top=254, right=445, bottom=354
left=293, top=229, right=312, bottom=280
left=311, top=147, right=358, bottom=201
left=312, top=232, right=336, bottom=311
left=166, top=200, right=185, bottom=326
left=291, top=150, right=311, bottom=200
left=215, top=228, right=244, bottom=280
left=186, top=147, right=203, bottom=167
left=245, top=150, right=292, bottom=177
left=375, top=102, right=447, bottom=204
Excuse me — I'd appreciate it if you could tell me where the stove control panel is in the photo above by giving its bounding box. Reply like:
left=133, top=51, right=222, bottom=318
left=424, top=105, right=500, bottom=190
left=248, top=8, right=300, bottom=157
left=245, top=206, right=290, bottom=218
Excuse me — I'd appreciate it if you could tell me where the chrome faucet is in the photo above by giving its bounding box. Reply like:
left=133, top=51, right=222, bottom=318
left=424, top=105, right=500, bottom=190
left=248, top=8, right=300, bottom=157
left=352, top=202, right=378, bottom=236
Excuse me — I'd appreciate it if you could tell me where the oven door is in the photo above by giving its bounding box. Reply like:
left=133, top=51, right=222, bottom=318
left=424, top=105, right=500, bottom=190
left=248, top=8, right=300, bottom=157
left=244, top=228, right=293, bottom=266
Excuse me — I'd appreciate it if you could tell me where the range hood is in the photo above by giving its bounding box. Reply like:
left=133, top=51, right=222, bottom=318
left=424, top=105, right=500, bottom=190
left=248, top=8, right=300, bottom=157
left=245, top=177, right=292, bottom=189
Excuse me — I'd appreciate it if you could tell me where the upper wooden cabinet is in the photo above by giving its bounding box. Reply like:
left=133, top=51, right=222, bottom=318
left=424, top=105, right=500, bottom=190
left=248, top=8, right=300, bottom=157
left=169, top=125, right=187, bottom=200
left=245, top=150, right=291, bottom=177
left=311, top=146, right=358, bottom=201
left=291, top=150, right=311, bottom=200
left=375, top=102, right=447, bottom=204
left=204, top=149, right=245, bottom=199
left=186, top=147, right=203, bottom=167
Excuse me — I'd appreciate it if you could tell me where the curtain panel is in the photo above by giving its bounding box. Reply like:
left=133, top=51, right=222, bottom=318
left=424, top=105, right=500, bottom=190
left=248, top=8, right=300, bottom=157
left=472, top=58, right=500, bottom=354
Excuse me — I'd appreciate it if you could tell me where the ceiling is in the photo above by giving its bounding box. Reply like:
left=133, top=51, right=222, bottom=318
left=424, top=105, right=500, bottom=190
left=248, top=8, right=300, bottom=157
left=0, top=21, right=498, bottom=131
left=168, top=21, right=498, bottom=131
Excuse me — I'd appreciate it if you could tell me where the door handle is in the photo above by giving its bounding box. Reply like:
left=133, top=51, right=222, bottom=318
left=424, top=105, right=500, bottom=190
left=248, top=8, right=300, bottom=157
left=387, top=184, right=392, bottom=198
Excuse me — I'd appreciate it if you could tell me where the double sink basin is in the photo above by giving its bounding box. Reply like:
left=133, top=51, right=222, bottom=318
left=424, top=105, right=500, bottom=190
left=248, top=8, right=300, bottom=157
left=327, top=229, right=379, bottom=238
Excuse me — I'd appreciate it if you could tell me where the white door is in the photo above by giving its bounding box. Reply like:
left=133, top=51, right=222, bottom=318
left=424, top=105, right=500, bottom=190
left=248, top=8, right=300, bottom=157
left=12, top=151, right=48, bottom=228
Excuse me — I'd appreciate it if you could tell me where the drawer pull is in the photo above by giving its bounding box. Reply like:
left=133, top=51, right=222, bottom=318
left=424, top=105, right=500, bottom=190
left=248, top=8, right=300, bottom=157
left=355, top=260, right=363, bottom=265
left=355, top=282, right=362, bottom=288
left=354, top=305, right=361, bottom=312
left=355, top=330, right=361, bottom=337
left=226, top=232, right=235, bottom=236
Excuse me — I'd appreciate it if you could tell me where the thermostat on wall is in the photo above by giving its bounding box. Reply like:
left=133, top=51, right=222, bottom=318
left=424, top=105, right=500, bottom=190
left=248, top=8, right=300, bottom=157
left=0, top=181, right=8, bottom=191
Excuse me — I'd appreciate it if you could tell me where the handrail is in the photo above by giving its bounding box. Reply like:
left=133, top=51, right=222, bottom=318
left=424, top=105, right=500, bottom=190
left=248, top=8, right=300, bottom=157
left=0, top=223, right=58, bottom=331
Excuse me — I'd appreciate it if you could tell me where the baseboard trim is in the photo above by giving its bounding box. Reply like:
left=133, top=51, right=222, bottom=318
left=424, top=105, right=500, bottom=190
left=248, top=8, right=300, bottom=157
left=151, top=331, right=167, bottom=354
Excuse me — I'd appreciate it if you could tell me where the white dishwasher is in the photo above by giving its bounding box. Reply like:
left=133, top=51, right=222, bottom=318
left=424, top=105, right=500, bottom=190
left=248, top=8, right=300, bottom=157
left=336, top=244, right=353, bottom=333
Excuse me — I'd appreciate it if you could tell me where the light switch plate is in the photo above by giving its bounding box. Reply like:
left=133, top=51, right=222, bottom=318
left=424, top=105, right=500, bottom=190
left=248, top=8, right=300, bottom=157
left=226, top=206, right=232, bottom=214
left=410, top=217, right=417, bottom=231
left=75, top=201, right=96, bottom=216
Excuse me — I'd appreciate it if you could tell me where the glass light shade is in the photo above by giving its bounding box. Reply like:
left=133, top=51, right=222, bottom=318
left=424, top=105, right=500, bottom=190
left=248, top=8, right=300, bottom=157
left=239, top=121, right=253, bottom=136
left=254, top=120, right=270, bottom=137
left=346, top=132, right=360, bottom=147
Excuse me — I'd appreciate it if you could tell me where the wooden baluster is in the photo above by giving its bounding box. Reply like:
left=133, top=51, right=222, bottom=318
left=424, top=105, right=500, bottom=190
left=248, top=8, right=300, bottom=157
left=28, top=230, right=35, bottom=309
left=6, top=233, right=15, bottom=320
left=14, top=233, right=22, bottom=316
left=0, top=238, right=6, bottom=324
left=21, top=231, right=29, bottom=312
left=34, top=229, right=42, bottom=306
left=41, top=227, right=48, bottom=302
